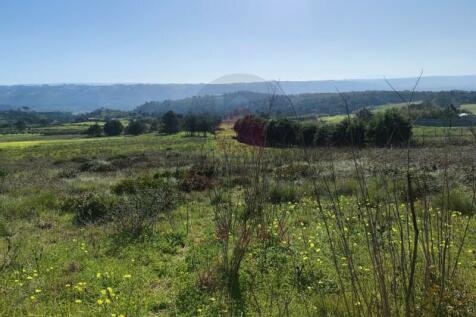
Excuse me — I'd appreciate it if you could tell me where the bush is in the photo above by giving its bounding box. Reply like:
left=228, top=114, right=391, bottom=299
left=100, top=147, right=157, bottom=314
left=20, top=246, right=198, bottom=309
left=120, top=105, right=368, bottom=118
left=183, top=113, right=220, bottom=136
left=180, top=173, right=214, bottom=192
left=126, top=120, right=149, bottom=135
left=301, top=125, right=317, bottom=146
left=113, top=176, right=176, bottom=195
left=85, top=124, right=102, bottom=137
left=314, top=124, right=333, bottom=146
left=175, top=285, right=209, bottom=316
left=367, top=109, right=412, bottom=146
left=103, top=120, right=124, bottom=136
left=0, top=168, right=7, bottom=193
left=179, top=164, right=215, bottom=192
left=0, top=168, right=8, bottom=179
left=265, top=119, right=300, bottom=147
left=233, top=115, right=265, bottom=146
left=57, top=168, right=78, bottom=179
left=112, top=185, right=179, bottom=238
left=62, top=192, right=114, bottom=225
left=79, top=159, right=116, bottom=173
left=331, top=118, right=365, bottom=146
left=433, top=188, right=474, bottom=215
left=275, top=163, right=311, bottom=180
left=268, top=182, right=301, bottom=204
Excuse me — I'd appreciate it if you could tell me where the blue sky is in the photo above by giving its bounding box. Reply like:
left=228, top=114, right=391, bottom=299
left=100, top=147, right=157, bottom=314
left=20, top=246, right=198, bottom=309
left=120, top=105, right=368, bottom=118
left=1, top=0, right=475, bottom=84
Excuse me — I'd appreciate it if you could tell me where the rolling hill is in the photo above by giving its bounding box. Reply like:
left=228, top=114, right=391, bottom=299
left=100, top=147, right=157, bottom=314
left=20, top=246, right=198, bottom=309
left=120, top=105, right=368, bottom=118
left=0, top=75, right=475, bottom=112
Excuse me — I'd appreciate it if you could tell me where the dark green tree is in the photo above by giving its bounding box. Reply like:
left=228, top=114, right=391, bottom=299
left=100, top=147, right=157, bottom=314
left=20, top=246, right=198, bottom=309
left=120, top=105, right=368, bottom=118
left=86, top=123, right=102, bottom=137
left=183, top=113, right=198, bottom=136
left=367, top=109, right=412, bottom=146
left=103, top=120, right=124, bottom=136
left=331, top=119, right=365, bottom=146
left=14, top=120, right=27, bottom=132
left=126, top=120, right=149, bottom=136
left=301, top=125, right=317, bottom=146
left=265, top=119, right=300, bottom=146
left=355, top=107, right=373, bottom=122
left=161, top=111, right=180, bottom=134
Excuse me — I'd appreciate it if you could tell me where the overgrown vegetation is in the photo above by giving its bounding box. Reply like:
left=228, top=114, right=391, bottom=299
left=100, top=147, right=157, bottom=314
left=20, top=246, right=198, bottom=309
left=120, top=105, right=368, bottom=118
left=234, top=109, right=412, bottom=147
left=0, top=104, right=475, bottom=316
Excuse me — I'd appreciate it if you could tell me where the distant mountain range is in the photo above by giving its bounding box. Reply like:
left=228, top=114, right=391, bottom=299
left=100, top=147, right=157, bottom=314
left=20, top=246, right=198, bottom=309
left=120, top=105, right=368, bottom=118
left=0, top=75, right=475, bottom=112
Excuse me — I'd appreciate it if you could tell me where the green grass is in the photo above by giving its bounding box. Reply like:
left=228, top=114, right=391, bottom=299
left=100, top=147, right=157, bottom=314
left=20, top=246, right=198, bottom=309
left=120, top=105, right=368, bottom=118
left=0, top=132, right=214, bottom=162
left=461, top=104, right=476, bottom=114
left=412, top=125, right=475, bottom=143
left=319, top=114, right=350, bottom=123
left=318, top=103, right=406, bottom=124
left=0, top=124, right=475, bottom=316
left=29, top=121, right=104, bottom=135
left=372, top=102, right=414, bottom=112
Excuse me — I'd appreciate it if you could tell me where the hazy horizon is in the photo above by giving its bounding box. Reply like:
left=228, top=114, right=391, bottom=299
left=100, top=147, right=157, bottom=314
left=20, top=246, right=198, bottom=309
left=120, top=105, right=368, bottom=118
left=1, top=0, right=475, bottom=85
left=1, top=74, right=476, bottom=87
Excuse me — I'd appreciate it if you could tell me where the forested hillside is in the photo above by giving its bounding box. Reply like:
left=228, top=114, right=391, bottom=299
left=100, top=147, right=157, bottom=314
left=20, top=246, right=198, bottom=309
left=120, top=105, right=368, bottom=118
left=136, top=90, right=476, bottom=116
left=1, top=76, right=476, bottom=112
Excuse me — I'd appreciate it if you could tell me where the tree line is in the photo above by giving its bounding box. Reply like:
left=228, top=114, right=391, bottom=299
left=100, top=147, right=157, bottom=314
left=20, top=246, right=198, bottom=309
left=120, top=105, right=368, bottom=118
left=86, top=111, right=220, bottom=137
left=234, top=108, right=412, bottom=147
left=136, top=90, right=476, bottom=117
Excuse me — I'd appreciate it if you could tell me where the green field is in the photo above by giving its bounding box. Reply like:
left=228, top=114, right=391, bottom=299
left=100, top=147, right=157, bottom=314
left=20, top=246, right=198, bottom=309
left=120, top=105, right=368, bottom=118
left=0, top=125, right=475, bottom=316
left=462, top=104, right=476, bottom=114
left=29, top=122, right=102, bottom=135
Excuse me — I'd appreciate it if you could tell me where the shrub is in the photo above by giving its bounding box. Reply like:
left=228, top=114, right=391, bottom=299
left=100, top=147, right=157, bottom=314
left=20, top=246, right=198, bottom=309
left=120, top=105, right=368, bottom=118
left=0, top=221, right=20, bottom=271
left=175, top=284, right=209, bottom=316
left=57, top=168, right=78, bottom=179
left=335, top=178, right=359, bottom=196
left=301, top=125, right=317, bottom=146
left=355, top=107, right=373, bottom=122
left=275, top=163, right=311, bottom=180
left=367, top=109, right=412, bottom=146
left=85, top=124, right=102, bottom=137
left=0, top=168, right=7, bottom=193
left=14, top=120, right=27, bottom=132
left=314, top=124, right=333, bottom=146
left=233, top=115, right=265, bottom=146
left=103, top=120, right=124, bottom=136
left=79, top=159, right=116, bottom=172
left=112, top=185, right=180, bottom=238
left=62, top=192, right=114, bottom=225
left=180, top=173, right=213, bottom=192
left=265, top=118, right=300, bottom=147
left=293, top=264, right=338, bottom=294
left=433, top=188, right=474, bottom=215
left=179, top=163, right=215, bottom=192
left=268, top=182, right=301, bottom=204
left=154, top=168, right=185, bottom=179
left=183, top=113, right=220, bottom=136
left=0, top=168, right=8, bottom=179
left=113, top=176, right=175, bottom=195
left=126, top=120, right=149, bottom=135
left=331, top=118, right=365, bottom=146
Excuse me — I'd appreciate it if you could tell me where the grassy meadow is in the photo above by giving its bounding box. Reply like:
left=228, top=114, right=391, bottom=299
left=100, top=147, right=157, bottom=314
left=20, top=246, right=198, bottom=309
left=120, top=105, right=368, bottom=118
left=0, top=123, right=475, bottom=316
left=461, top=104, right=476, bottom=114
